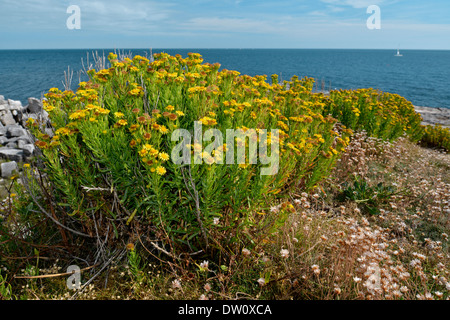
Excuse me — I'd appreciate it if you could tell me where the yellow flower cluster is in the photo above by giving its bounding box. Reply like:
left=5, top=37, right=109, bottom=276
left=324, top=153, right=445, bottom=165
left=198, top=116, right=217, bottom=126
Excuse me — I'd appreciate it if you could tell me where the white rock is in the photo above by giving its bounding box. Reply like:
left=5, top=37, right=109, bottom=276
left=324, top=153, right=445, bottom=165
left=1, top=110, right=16, bottom=126
left=0, top=148, right=23, bottom=162
left=7, top=126, right=27, bottom=137
left=7, top=99, right=22, bottom=110
left=21, top=144, right=35, bottom=157
left=27, top=98, right=43, bottom=114
left=1, top=161, right=19, bottom=179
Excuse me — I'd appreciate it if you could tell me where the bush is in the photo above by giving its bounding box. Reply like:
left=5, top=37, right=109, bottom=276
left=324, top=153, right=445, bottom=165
left=21, top=52, right=351, bottom=256
left=323, top=89, right=424, bottom=142
left=419, top=124, right=450, bottom=153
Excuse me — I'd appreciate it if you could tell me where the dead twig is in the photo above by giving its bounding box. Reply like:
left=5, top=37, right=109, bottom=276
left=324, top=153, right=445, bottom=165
left=14, top=264, right=99, bottom=279
left=21, top=169, right=92, bottom=238
left=181, top=166, right=209, bottom=247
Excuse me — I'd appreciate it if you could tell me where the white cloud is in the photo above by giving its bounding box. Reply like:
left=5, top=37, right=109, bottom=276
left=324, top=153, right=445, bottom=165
left=183, top=17, right=275, bottom=34
left=320, top=0, right=387, bottom=9
left=0, top=0, right=175, bottom=31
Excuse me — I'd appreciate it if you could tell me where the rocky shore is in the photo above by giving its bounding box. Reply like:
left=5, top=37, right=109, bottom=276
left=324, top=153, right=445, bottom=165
left=0, top=95, right=50, bottom=180
left=415, top=105, right=450, bottom=128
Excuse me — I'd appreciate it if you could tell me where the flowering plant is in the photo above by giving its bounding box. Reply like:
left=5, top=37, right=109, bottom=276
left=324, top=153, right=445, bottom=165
left=27, top=52, right=351, bottom=251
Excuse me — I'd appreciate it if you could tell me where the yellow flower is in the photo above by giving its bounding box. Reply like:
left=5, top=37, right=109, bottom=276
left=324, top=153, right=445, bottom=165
left=96, top=69, right=111, bottom=77
left=114, top=119, right=128, bottom=127
left=114, top=112, right=125, bottom=118
left=166, top=105, right=175, bottom=111
left=176, top=110, right=185, bottom=117
left=188, top=86, right=207, bottom=94
left=199, top=117, right=217, bottom=126
left=156, top=166, right=166, bottom=175
left=139, top=148, right=148, bottom=157
left=329, top=147, right=338, bottom=155
left=108, top=53, right=118, bottom=61
left=97, top=108, right=110, bottom=115
left=128, top=88, right=143, bottom=96
left=129, top=124, right=140, bottom=132
left=159, top=125, right=169, bottom=134
left=43, top=104, right=55, bottom=112
left=55, top=127, right=71, bottom=136
left=159, top=152, right=170, bottom=162
left=69, top=110, right=87, bottom=120
left=277, top=121, right=289, bottom=132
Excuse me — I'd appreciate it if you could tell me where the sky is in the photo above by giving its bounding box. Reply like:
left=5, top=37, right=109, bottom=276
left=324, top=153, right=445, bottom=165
left=0, top=0, right=449, bottom=49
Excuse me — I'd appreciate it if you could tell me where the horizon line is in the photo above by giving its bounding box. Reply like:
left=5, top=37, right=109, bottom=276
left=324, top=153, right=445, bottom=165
left=1, top=47, right=450, bottom=51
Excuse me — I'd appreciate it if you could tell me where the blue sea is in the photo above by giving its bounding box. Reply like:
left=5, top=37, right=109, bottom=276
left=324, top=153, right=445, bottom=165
left=0, top=49, right=449, bottom=109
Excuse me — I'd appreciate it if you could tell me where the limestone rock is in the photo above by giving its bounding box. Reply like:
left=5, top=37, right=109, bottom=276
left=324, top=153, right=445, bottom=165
left=1, top=110, right=16, bottom=126
left=27, top=98, right=43, bottom=114
left=0, top=148, right=24, bottom=162
left=7, top=99, right=22, bottom=110
left=22, top=144, right=35, bottom=157
left=7, top=126, right=27, bottom=138
left=1, top=161, right=18, bottom=179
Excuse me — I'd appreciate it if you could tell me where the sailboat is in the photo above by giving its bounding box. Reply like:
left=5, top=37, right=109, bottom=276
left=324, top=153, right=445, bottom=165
left=394, top=49, right=403, bottom=57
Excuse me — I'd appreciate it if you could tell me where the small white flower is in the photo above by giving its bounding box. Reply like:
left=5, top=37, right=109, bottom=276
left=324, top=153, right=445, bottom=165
left=242, top=248, right=251, bottom=256
left=199, top=294, right=208, bottom=300
left=200, top=260, right=209, bottom=271
left=257, top=278, right=266, bottom=286
left=204, top=283, right=211, bottom=292
left=353, top=277, right=362, bottom=283
left=280, top=249, right=289, bottom=259
left=172, top=279, right=182, bottom=289
left=270, top=206, right=280, bottom=213
left=393, top=290, right=402, bottom=298
left=213, top=217, right=220, bottom=225
left=311, top=264, right=320, bottom=275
